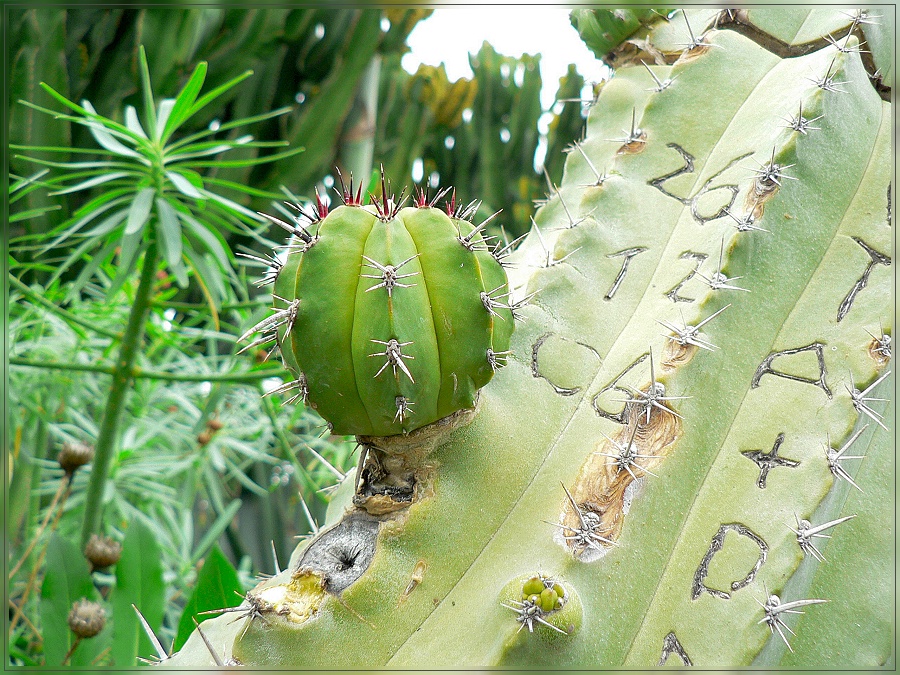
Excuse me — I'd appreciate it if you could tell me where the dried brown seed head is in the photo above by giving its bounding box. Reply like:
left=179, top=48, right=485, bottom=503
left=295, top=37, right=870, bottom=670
left=67, top=599, right=106, bottom=638
left=84, top=535, right=122, bottom=570
left=57, top=441, right=94, bottom=476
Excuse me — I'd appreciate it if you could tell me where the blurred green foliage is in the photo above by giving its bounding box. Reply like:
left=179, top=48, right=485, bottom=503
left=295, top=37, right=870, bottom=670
left=10, top=6, right=586, bottom=255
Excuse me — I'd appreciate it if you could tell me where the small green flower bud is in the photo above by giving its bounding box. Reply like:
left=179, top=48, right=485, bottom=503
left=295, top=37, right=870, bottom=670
left=539, top=587, right=558, bottom=612
left=522, top=576, right=544, bottom=596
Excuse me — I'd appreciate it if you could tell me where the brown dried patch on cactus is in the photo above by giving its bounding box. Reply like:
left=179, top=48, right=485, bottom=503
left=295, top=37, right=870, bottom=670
left=744, top=179, right=778, bottom=220
left=744, top=147, right=797, bottom=219
left=662, top=338, right=698, bottom=371
left=618, top=132, right=648, bottom=155
left=559, top=394, right=682, bottom=559
left=674, top=38, right=714, bottom=64
left=868, top=331, right=892, bottom=366
left=606, top=38, right=676, bottom=69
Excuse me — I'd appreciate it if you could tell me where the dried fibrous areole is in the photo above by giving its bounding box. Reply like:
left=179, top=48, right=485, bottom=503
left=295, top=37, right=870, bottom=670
left=67, top=599, right=106, bottom=639
left=241, top=172, right=519, bottom=437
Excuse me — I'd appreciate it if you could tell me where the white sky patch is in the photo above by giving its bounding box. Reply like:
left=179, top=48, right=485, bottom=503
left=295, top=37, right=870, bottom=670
left=401, top=7, right=606, bottom=111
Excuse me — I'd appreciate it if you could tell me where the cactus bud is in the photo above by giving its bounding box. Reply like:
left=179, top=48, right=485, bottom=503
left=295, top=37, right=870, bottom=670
left=84, top=534, right=122, bottom=570
left=57, top=441, right=94, bottom=477
left=67, top=599, right=106, bottom=639
left=248, top=174, right=515, bottom=437
left=500, top=573, right=582, bottom=644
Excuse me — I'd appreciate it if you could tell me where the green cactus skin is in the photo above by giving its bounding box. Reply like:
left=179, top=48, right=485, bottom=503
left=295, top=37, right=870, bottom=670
left=171, top=8, right=891, bottom=669
left=248, top=178, right=515, bottom=437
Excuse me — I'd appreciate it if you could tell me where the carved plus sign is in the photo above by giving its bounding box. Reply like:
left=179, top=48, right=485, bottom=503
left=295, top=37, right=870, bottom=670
left=741, top=433, right=799, bottom=489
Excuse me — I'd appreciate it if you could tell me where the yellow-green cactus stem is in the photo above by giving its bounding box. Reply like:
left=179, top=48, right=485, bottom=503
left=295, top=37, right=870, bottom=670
left=240, top=172, right=517, bottom=437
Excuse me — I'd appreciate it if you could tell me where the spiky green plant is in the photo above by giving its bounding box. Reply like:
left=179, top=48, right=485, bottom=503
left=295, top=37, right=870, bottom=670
left=164, top=8, right=892, bottom=668
left=240, top=176, right=515, bottom=438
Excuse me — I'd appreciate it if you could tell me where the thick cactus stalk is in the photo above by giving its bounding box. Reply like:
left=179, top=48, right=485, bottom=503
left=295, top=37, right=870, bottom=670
left=168, top=8, right=892, bottom=668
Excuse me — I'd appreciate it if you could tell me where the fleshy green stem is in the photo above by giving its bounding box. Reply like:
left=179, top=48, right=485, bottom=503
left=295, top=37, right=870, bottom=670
left=80, top=244, right=159, bottom=547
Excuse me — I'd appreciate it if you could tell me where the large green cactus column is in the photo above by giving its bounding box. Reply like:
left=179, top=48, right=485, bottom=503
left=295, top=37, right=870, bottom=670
left=167, top=8, right=891, bottom=668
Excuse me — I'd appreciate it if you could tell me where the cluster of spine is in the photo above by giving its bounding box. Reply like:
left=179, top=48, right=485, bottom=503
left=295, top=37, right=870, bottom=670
left=240, top=170, right=523, bottom=437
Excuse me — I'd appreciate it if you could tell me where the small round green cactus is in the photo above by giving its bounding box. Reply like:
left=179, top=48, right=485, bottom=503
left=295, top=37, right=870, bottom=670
left=500, top=573, right=582, bottom=643
left=241, top=172, right=518, bottom=437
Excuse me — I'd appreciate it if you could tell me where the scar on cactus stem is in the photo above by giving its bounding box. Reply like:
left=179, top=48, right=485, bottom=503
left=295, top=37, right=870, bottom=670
left=559, top=350, right=684, bottom=560
left=353, top=405, right=477, bottom=515
left=499, top=573, right=582, bottom=644
left=744, top=145, right=796, bottom=218
left=200, top=568, right=329, bottom=640
left=240, top=166, right=520, bottom=439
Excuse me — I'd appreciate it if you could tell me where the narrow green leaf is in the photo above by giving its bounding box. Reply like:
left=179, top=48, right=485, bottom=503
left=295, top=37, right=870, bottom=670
left=165, top=106, right=293, bottom=153
left=173, top=545, right=243, bottom=652
left=165, top=142, right=240, bottom=162
left=105, top=235, right=147, bottom=301
left=47, top=171, right=129, bottom=196
left=166, top=170, right=203, bottom=198
left=17, top=157, right=131, bottom=171
left=80, top=207, right=128, bottom=239
left=155, top=98, right=176, bottom=141
left=202, top=177, right=282, bottom=200
left=154, top=197, right=183, bottom=269
left=39, top=534, right=101, bottom=666
left=111, top=519, right=164, bottom=668
left=189, top=498, right=242, bottom=567
left=65, top=236, right=119, bottom=302
left=178, top=209, right=231, bottom=271
left=9, top=204, right=61, bottom=223
left=185, top=69, right=253, bottom=119
left=33, top=84, right=145, bottom=144
left=185, top=145, right=302, bottom=169
left=46, top=237, right=98, bottom=288
left=185, top=245, right=224, bottom=314
left=138, top=45, right=158, bottom=141
left=124, top=105, right=148, bottom=139
left=200, top=190, right=263, bottom=223
left=11, top=142, right=128, bottom=155
left=40, top=193, right=132, bottom=253
left=160, top=61, right=208, bottom=143
left=10, top=169, right=49, bottom=194
left=126, top=187, right=155, bottom=235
